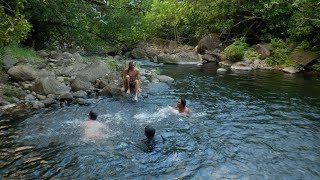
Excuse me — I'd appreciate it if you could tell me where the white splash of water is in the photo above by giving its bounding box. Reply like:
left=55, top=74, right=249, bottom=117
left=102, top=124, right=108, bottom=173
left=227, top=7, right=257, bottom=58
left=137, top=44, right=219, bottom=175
left=133, top=106, right=179, bottom=123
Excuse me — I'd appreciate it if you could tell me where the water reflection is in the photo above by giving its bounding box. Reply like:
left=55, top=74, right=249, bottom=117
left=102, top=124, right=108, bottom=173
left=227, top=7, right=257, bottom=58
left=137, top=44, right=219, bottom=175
left=1, top=64, right=320, bottom=179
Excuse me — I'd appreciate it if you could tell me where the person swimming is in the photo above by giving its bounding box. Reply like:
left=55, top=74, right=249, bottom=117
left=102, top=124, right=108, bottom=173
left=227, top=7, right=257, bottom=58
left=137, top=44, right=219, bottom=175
left=172, top=98, right=190, bottom=114
left=142, top=125, right=165, bottom=152
left=143, top=125, right=156, bottom=151
left=83, top=111, right=106, bottom=142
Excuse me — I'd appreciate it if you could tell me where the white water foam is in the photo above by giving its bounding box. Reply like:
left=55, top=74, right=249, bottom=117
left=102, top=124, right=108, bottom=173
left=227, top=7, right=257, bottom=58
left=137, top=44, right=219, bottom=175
left=133, top=106, right=180, bottom=123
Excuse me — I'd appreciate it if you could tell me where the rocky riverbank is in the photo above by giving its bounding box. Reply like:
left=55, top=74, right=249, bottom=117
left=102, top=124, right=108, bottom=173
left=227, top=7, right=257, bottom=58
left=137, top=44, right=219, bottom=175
left=0, top=50, right=174, bottom=117
left=1, top=35, right=319, bottom=116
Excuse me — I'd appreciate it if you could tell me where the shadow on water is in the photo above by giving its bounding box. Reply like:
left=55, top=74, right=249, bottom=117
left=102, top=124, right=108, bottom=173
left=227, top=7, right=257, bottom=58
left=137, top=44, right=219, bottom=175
left=1, top=63, right=320, bottom=179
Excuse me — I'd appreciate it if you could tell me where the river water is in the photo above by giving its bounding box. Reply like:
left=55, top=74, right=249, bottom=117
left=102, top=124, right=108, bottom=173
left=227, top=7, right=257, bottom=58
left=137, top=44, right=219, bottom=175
left=1, top=63, right=320, bottom=179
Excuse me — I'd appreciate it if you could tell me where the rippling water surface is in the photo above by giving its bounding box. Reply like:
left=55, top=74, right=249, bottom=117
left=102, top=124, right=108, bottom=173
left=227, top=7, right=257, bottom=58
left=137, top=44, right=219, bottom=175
left=1, top=63, right=320, bottom=179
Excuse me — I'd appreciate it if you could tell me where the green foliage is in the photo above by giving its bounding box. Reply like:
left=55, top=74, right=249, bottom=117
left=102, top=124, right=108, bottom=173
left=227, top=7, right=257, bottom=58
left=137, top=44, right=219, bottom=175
left=269, top=39, right=290, bottom=65
left=0, top=0, right=32, bottom=47
left=3, top=83, right=18, bottom=97
left=152, top=67, right=162, bottom=75
left=2, top=0, right=319, bottom=54
left=143, top=0, right=192, bottom=42
left=244, top=48, right=261, bottom=59
left=266, top=39, right=301, bottom=68
left=22, top=0, right=148, bottom=50
left=1, top=83, right=18, bottom=103
left=222, top=38, right=249, bottom=62
left=3, top=44, right=38, bottom=59
left=105, top=56, right=122, bottom=73
left=311, top=61, right=320, bottom=71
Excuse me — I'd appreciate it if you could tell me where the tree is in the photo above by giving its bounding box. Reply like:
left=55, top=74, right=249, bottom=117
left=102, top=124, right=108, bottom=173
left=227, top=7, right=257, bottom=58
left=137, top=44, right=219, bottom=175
left=0, top=0, right=31, bottom=47
left=22, top=0, right=149, bottom=50
left=144, top=0, right=192, bottom=43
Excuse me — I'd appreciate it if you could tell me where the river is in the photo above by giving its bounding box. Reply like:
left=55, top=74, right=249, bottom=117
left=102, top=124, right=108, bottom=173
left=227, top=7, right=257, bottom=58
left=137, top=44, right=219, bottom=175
left=1, top=63, right=320, bottom=179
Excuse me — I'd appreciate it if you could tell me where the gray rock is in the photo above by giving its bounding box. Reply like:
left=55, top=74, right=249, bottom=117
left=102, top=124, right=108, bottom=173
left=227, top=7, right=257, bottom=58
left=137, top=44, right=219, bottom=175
left=156, top=75, right=174, bottom=83
left=73, top=52, right=83, bottom=61
left=289, top=50, right=319, bottom=67
left=62, top=52, right=73, bottom=59
left=253, top=44, right=271, bottom=59
left=0, top=73, right=9, bottom=83
left=100, top=85, right=122, bottom=97
left=76, top=61, right=111, bottom=82
left=25, top=94, right=37, bottom=102
left=43, top=98, right=56, bottom=106
left=3, top=55, right=17, bottom=70
left=1, top=104, right=17, bottom=110
left=231, top=62, right=252, bottom=71
left=283, top=67, right=300, bottom=74
left=202, top=54, right=217, bottom=62
left=217, top=68, right=227, bottom=73
left=157, top=52, right=201, bottom=64
left=50, top=51, right=60, bottom=59
left=32, top=101, right=45, bottom=109
left=36, top=94, right=47, bottom=100
left=37, top=50, right=49, bottom=58
left=32, top=77, right=71, bottom=95
left=196, top=33, right=221, bottom=54
left=219, top=61, right=233, bottom=67
left=73, top=90, right=87, bottom=98
left=59, top=92, right=73, bottom=101
left=71, top=77, right=93, bottom=91
left=131, top=48, right=147, bottom=59
left=8, top=65, right=37, bottom=81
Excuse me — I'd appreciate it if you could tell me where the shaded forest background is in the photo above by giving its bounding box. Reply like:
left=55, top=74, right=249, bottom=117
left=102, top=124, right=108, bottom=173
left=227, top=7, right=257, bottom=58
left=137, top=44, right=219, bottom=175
left=1, top=0, right=319, bottom=56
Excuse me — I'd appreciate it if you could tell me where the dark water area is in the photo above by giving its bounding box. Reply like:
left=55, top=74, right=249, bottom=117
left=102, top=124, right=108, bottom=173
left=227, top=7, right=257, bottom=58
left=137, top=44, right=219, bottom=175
left=1, top=63, right=320, bottom=179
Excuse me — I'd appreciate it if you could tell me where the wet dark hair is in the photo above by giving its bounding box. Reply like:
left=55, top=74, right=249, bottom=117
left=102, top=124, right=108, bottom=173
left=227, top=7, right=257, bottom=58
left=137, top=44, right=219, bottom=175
left=145, top=125, right=155, bottom=139
left=89, top=111, right=97, bottom=120
left=129, top=61, right=134, bottom=66
left=180, top=98, right=186, bottom=107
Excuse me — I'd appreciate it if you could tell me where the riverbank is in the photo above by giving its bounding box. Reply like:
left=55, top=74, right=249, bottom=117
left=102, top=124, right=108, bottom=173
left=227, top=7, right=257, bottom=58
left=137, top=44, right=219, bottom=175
left=1, top=37, right=319, bottom=116
left=0, top=49, right=175, bottom=117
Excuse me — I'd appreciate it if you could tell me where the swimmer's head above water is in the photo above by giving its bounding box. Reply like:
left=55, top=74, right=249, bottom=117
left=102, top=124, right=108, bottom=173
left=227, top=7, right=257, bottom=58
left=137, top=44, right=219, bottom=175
left=144, top=125, right=155, bottom=139
left=89, top=111, right=97, bottom=120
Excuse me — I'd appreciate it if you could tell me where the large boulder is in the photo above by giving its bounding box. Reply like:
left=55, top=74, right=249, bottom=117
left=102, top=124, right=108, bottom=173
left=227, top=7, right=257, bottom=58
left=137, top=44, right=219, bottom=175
left=196, top=33, right=221, bottom=54
left=157, top=52, right=202, bottom=64
left=289, top=50, right=319, bottom=67
left=100, top=84, right=122, bottom=97
left=253, top=44, right=271, bottom=59
left=8, top=65, right=37, bottom=81
left=76, top=61, right=111, bottom=82
left=57, top=63, right=87, bottom=76
left=70, top=77, right=93, bottom=91
left=32, top=77, right=71, bottom=95
left=131, top=48, right=147, bottom=59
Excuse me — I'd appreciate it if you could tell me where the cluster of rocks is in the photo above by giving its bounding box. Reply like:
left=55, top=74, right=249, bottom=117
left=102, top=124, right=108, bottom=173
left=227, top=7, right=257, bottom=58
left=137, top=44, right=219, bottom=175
left=1, top=35, right=318, bottom=115
left=126, top=34, right=319, bottom=74
left=0, top=50, right=175, bottom=115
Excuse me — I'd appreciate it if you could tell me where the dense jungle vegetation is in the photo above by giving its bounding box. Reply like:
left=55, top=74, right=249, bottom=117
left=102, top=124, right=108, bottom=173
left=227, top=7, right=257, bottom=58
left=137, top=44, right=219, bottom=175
left=1, top=0, right=320, bottom=69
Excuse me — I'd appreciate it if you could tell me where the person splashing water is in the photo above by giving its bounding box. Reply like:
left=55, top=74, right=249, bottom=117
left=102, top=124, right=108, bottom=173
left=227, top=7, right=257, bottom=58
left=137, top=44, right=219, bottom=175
left=82, top=111, right=106, bottom=142
left=171, top=98, right=190, bottom=114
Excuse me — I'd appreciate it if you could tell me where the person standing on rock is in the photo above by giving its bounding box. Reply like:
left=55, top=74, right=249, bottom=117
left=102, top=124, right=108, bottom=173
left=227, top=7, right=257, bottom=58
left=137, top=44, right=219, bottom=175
left=121, top=61, right=141, bottom=101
